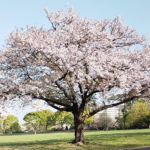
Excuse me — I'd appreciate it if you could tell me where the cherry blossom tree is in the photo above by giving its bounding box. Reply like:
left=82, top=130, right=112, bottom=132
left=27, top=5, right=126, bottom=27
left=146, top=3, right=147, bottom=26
left=0, top=6, right=150, bottom=144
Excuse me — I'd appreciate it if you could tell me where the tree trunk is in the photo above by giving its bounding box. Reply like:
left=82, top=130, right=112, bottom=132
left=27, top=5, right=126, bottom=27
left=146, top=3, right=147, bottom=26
left=72, top=113, right=84, bottom=144
left=46, top=124, right=48, bottom=131
left=61, top=124, right=63, bottom=131
left=123, top=120, right=126, bottom=129
left=34, top=127, right=37, bottom=134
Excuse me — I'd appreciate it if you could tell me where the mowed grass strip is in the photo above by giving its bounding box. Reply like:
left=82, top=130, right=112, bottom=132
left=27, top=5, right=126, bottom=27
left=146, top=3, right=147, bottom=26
left=0, top=129, right=150, bottom=150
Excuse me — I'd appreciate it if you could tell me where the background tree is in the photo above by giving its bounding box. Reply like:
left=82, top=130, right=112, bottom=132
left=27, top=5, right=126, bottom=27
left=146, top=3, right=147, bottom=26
left=23, top=123, right=34, bottom=132
left=0, top=115, right=4, bottom=132
left=1, top=6, right=150, bottom=144
left=63, top=113, right=74, bottom=128
left=126, top=101, right=150, bottom=129
left=3, top=115, right=20, bottom=133
left=37, top=110, right=54, bottom=131
left=24, top=110, right=55, bottom=132
left=41, top=109, right=55, bottom=131
left=23, top=112, right=41, bottom=134
left=55, top=111, right=72, bottom=130
left=115, top=102, right=132, bottom=129
left=10, top=122, right=21, bottom=132
left=99, top=112, right=112, bottom=130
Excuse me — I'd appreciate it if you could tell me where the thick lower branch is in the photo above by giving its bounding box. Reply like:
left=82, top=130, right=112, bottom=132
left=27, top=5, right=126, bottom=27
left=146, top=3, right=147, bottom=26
left=84, top=96, right=138, bottom=120
left=84, top=86, right=150, bottom=120
left=33, top=95, right=71, bottom=108
left=33, top=95, right=72, bottom=112
left=47, top=101, right=72, bottom=112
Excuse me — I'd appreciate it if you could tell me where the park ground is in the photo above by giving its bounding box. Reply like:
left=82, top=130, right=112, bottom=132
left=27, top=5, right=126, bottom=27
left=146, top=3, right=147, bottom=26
left=0, top=129, right=150, bottom=150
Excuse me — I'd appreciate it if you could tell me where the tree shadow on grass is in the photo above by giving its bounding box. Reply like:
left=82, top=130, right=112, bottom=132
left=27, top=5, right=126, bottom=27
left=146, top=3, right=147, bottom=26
left=0, top=132, right=150, bottom=150
left=0, top=141, right=145, bottom=150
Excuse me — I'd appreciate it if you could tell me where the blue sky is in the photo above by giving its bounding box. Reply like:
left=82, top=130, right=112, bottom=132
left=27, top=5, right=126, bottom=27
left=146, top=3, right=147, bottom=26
left=1, top=0, right=150, bottom=123
left=1, top=0, right=150, bottom=48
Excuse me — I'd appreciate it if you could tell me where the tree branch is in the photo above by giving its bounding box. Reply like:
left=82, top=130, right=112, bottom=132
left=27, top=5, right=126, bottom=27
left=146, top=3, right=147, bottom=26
left=86, top=90, right=100, bottom=99
left=83, top=96, right=139, bottom=120
left=47, top=101, right=71, bottom=112
left=33, top=95, right=72, bottom=109
left=33, top=95, right=72, bottom=112
left=78, top=83, right=83, bottom=94
left=57, top=72, right=68, bottom=81
left=55, top=81, right=74, bottom=102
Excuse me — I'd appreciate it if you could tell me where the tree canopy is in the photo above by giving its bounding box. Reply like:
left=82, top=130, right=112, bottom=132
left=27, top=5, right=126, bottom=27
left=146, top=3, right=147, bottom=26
left=23, top=109, right=55, bottom=133
left=3, top=115, right=20, bottom=133
left=54, top=111, right=73, bottom=130
left=23, top=112, right=41, bottom=134
left=0, top=6, right=150, bottom=143
left=126, top=101, right=150, bottom=128
left=41, top=109, right=55, bottom=130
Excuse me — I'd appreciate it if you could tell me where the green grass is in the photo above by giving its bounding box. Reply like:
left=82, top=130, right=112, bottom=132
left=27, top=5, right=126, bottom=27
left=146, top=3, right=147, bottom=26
left=0, top=129, right=150, bottom=150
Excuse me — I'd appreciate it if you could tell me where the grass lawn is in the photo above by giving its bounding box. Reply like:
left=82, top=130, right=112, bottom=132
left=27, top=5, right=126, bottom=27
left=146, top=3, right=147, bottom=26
left=0, top=129, right=150, bottom=150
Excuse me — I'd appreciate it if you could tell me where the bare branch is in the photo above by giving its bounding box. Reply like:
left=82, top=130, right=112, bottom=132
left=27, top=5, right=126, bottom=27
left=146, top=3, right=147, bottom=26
left=83, top=96, right=138, bottom=120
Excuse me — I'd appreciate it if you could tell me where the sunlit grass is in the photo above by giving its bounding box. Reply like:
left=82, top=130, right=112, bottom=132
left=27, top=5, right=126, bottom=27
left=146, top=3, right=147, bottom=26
left=0, top=129, right=150, bottom=150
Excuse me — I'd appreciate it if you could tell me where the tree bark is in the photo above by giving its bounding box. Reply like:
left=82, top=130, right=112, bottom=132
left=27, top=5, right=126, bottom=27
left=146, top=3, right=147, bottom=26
left=123, top=120, right=125, bottom=129
left=34, top=127, right=37, bottom=134
left=61, top=124, right=64, bottom=131
left=72, top=113, right=84, bottom=144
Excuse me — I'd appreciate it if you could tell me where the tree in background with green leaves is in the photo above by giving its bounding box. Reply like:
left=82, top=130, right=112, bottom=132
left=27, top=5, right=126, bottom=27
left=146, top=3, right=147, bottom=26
left=23, top=109, right=55, bottom=133
left=126, top=101, right=150, bottom=129
left=23, top=112, right=41, bottom=134
left=55, top=111, right=73, bottom=130
left=63, top=112, right=74, bottom=128
left=3, top=115, right=21, bottom=133
left=115, top=102, right=132, bottom=129
left=10, top=122, right=21, bottom=132
left=0, top=115, right=4, bottom=132
left=40, top=110, right=55, bottom=131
